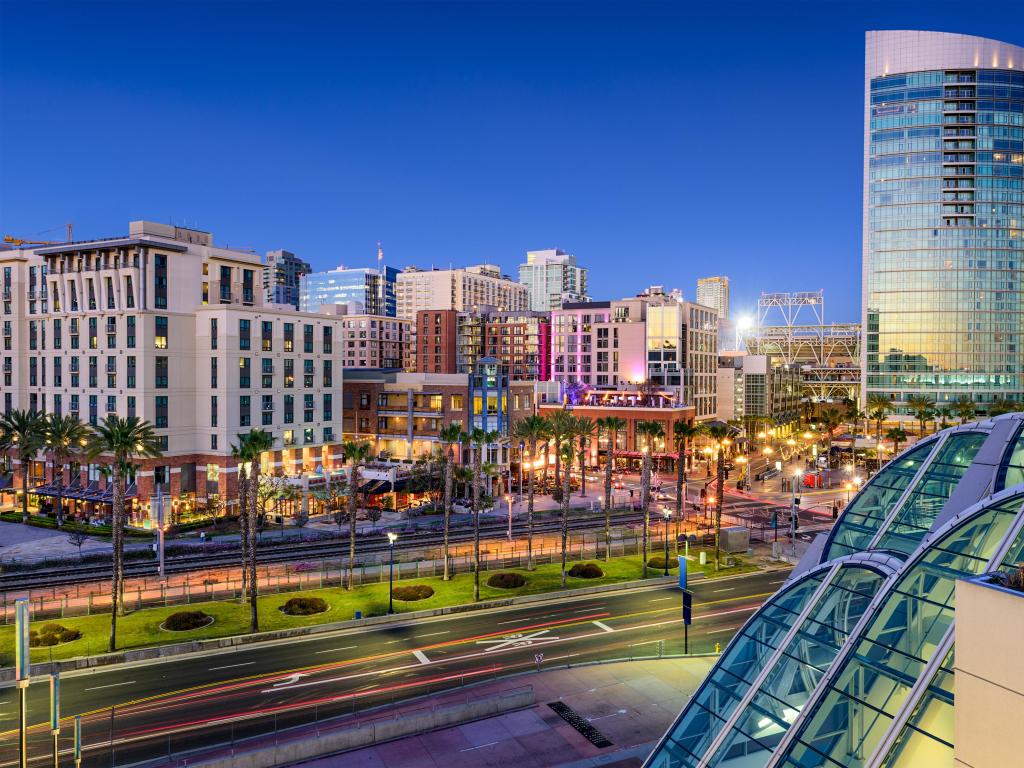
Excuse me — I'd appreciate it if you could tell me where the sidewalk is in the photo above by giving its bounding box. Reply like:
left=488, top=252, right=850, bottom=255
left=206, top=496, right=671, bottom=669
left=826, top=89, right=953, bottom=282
left=294, top=657, right=715, bottom=768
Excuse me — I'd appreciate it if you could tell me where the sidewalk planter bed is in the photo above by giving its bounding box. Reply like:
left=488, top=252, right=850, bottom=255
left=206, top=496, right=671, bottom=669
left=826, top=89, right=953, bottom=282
left=567, top=563, right=604, bottom=579
left=487, top=573, right=527, bottom=589
left=392, top=584, right=434, bottom=601
left=29, top=624, right=82, bottom=647
left=281, top=597, right=329, bottom=616
left=160, top=611, right=214, bottom=632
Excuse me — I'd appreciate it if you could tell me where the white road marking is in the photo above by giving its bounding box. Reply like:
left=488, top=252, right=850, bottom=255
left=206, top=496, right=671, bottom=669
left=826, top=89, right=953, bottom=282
left=460, top=741, right=500, bottom=752
left=272, top=672, right=311, bottom=688
left=413, top=650, right=431, bottom=665
left=707, top=626, right=739, bottom=634
left=209, top=662, right=255, bottom=671
left=649, top=597, right=673, bottom=602
left=314, top=646, right=357, bottom=654
left=574, top=606, right=605, bottom=613
left=592, top=620, right=615, bottom=633
left=712, top=588, right=735, bottom=593
left=417, top=631, right=450, bottom=638
left=769, top=579, right=787, bottom=585
left=496, top=617, right=534, bottom=626
left=477, top=628, right=560, bottom=653
left=84, top=681, right=136, bottom=691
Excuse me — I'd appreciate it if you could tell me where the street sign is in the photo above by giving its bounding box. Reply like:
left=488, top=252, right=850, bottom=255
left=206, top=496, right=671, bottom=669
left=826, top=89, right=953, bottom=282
left=682, top=590, right=693, bottom=625
left=677, top=555, right=687, bottom=590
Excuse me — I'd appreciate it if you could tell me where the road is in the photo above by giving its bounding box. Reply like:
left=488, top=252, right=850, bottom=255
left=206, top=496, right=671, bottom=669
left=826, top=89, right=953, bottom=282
left=0, top=569, right=786, bottom=767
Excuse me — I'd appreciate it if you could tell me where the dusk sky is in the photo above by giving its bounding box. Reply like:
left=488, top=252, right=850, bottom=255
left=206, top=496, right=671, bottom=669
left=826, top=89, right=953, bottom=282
left=1, top=1, right=1020, bottom=323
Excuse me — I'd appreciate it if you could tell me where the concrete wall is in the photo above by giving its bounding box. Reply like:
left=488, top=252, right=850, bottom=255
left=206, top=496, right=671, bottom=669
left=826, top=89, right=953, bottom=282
left=954, top=578, right=1024, bottom=768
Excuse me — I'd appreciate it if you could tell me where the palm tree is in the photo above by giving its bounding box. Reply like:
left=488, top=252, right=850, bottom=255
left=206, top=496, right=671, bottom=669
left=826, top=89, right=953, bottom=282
left=44, top=413, right=90, bottom=528
left=635, top=420, right=665, bottom=578
left=559, top=442, right=574, bottom=588
left=867, top=393, right=890, bottom=439
left=575, top=417, right=597, bottom=498
left=86, top=415, right=162, bottom=652
left=845, top=405, right=867, bottom=438
left=236, top=428, right=273, bottom=633
left=672, top=421, right=703, bottom=551
left=342, top=440, right=373, bottom=591
left=705, top=424, right=731, bottom=569
left=597, top=416, right=626, bottom=561
left=469, top=427, right=500, bottom=601
left=0, top=409, right=47, bottom=523
left=988, top=398, right=1017, bottom=417
left=545, top=409, right=576, bottom=492
left=952, top=395, right=976, bottom=424
left=439, top=423, right=465, bottom=581
left=907, top=394, right=936, bottom=436
left=513, top=415, right=546, bottom=570
left=885, top=427, right=907, bottom=457
left=937, top=407, right=952, bottom=431
left=818, top=408, right=843, bottom=469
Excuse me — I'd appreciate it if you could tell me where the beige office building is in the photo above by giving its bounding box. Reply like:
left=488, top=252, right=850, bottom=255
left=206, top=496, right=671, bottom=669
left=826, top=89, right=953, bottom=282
left=396, top=264, right=528, bottom=320
left=696, top=275, right=729, bottom=320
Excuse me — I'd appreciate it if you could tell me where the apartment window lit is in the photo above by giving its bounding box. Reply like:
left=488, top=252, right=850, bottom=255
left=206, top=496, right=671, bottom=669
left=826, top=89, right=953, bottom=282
left=261, top=321, right=273, bottom=351
left=283, top=429, right=295, bottom=446
left=283, top=323, right=294, bottom=352
left=154, top=316, right=168, bottom=349
left=239, top=357, right=251, bottom=388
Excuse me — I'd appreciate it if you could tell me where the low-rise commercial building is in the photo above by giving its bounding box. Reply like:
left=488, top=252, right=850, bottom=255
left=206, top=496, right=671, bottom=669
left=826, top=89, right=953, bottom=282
left=717, top=353, right=801, bottom=434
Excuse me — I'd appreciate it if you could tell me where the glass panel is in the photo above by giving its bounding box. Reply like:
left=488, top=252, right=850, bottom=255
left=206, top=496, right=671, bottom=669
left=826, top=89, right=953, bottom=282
left=997, top=425, right=1024, bottom=491
left=875, top=432, right=987, bottom=554
left=647, top=575, right=826, bottom=767
left=880, top=651, right=954, bottom=767
left=781, top=495, right=1024, bottom=768
left=825, top=441, right=937, bottom=560
left=704, top=567, right=885, bottom=768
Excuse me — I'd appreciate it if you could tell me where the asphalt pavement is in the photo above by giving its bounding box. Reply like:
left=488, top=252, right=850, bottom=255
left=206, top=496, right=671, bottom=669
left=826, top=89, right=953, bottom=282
left=0, top=568, right=787, bottom=767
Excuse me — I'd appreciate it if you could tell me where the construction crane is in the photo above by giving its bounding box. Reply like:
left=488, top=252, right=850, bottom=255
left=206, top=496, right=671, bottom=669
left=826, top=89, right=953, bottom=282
left=3, top=222, right=73, bottom=246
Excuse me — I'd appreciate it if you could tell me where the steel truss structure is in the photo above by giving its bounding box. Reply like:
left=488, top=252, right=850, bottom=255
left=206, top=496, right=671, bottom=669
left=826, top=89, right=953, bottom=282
left=744, top=291, right=861, bottom=403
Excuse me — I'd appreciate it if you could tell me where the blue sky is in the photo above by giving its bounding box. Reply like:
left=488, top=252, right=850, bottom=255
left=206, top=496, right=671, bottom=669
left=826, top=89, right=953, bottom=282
left=1, top=1, right=1020, bottom=322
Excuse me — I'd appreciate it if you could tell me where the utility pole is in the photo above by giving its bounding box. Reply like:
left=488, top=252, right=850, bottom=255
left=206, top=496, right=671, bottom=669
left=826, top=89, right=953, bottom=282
left=15, top=598, right=30, bottom=768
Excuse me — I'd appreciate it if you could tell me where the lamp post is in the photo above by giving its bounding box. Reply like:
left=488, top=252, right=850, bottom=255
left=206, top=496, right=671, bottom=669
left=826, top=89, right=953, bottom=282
left=15, top=597, right=29, bottom=768
left=50, top=672, right=60, bottom=768
left=735, top=455, right=748, bottom=491
left=506, top=494, right=513, bottom=542
left=790, top=469, right=802, bottom=552
left=518, top=441, right=525, bottom=504
left=662, top=509, right=671, bottom=576
left=386, top=531, right=398, bottom=614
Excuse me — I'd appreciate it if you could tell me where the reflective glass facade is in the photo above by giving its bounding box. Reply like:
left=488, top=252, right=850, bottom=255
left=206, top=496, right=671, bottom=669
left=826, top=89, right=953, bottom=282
left=645, top=413, right=1024, bottom=768
left=299, top=266, right=398, bottom=316
left=864, top=33, right=1024, bottom=414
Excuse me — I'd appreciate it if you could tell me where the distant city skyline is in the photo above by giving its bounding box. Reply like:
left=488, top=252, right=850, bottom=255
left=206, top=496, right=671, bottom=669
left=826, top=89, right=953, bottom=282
left=2, top=1, right=1021, bottom=323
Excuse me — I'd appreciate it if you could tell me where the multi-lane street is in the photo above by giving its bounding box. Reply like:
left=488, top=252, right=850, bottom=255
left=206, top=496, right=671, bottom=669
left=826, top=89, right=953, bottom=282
left=0, top=568, right=787, bottom=767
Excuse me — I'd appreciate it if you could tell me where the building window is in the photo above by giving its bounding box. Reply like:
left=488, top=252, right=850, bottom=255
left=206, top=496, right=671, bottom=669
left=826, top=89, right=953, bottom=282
left=283, top=394, right=294, bottom=423
left=283, top=429, right=295, bottom=446
left=240, top=395, right=251, bottom=426
left=304, top=324, right=314, bottom=353
left=155, top=316, right=168, bottom=349
left=303, top=428, right=314, bottom=445
left=283, top=323, right=294, bottom=352
left=262, top=394, right=273, bottom=425
left=155, top=356, right=168, bottom=388
left=261, top=320, right=273, bottom=351
left=127, top=396, right=136, bottom=418
left=155, top=396, right=168, bottom=428
left=284, top=358, right=294, bottom=388
left=107, top=395, right=117, bottom=414
left=154, top=254, right=168, bottom=309
left=239, top=319, right=251, bottom=350
left=210, top=357, right=218, bottom=388
left=88, top=317, right=97, bottom=349
left=126, top=316, right=136, bottom=348
left=304, top=393, right=314, bottom=422
left=211, top=395, right=218, bottom=427
left=239, top=357, right=251, bottom=388
left=210, top=318, right=218, bottom=349
left=323, top=326, right=333, bottom=353
left=323, top=393, right=333, bottom=420
left=451, top=394, right=464, bottom=410
left=323, top=359, right=333, bottom=387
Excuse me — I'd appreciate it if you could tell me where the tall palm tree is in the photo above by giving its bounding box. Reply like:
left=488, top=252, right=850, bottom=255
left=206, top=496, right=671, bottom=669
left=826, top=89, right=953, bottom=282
left=907, top=394, right=936, bottom=436
left=86, top=415, right=162, bottom=652
left=45, top=413, right=90, bottom=528
left=575, top=417, right=597, bottom=498
left=237, top=428, right=273, bottom=633
left=704, top=424, right=731, bottom=569
left=559, top=442, right=574, bottom=588
left=342, top=440, right=373, bottom=591
left=672, top=421, right=703, bottom=551
left=988, top=398, right=1016, bottom=417
left=952, top=395, right=976, bottom=424
left=866, top=393, right=890, bottom=439
left=597, top=416, right=626, bottom=561
left=469, top=427, right=500, bottom=601
left=885, top=427, right=907, bottom=457
left=439, top=423, right=465, bottom=581
left=545, top=409, right=576, bottom=492
left=0, top=409, right=47, bottom=523
left=845, top=405, right=867, bottom=437
left=818, top=408, right=843, bottom=469
left=513, top=415, right=547, bottom=571
left=635, top=420, right=665, bottom=578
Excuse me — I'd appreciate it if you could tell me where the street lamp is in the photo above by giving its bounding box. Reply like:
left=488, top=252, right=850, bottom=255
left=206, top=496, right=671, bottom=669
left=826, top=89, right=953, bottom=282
left=506, top=494, right=513, bottom=541
left=735, top=455, right=748, bottom=490
left=662, top=508, right=671, bottom=576
left=386, top=531, right=398, bottom=614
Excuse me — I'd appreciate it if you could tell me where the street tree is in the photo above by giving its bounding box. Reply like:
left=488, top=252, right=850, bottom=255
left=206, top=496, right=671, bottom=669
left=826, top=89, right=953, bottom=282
left=596, top=416, right=626, bottom=561
left=0, top=409, right=47, bottom=523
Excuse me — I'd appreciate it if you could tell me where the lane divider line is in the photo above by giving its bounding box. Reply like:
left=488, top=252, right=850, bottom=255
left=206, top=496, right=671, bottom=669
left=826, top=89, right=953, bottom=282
left=413, top=650, right=431, bottom=665
left=592, top=621, right=615, bottom=633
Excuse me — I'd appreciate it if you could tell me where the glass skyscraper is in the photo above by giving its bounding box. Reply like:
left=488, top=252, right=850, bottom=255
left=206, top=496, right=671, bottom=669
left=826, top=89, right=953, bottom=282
left=299, top=265, right=398, bottom=316
left=863, top=31, right=1023, bottom=415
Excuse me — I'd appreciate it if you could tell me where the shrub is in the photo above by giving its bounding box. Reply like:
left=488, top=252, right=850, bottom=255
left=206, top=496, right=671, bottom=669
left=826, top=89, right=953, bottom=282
left=392, top=584, right=434, bottom=601
left=488, top=572, right=527, bottom=589
left=29, top=623, right=82, bottom=647
left=646, top=556, right=680, bottom=570
left=282, top=596, right=328, bottom=616
left=162, top=610, right=213, bottom=631
left=567, top=562, right=604, bottom=579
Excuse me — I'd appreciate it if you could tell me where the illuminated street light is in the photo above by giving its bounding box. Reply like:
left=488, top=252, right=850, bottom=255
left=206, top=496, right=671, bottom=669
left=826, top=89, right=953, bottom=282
left=662, top=509, right=671, bottom=576
left=386, top=531, right=398, bottom=614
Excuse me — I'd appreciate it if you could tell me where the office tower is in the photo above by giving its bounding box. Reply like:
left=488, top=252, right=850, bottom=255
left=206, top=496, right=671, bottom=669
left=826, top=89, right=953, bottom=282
left=263, top=249, right=311, bottom=309
left=696, top=275, right=729, bottom=320
left=395, top=264, right=528, bottom=320
left=300, top=265, right=398, bottom=316
left=518, top=248, right=588, bottom=311
left=864, top=31, right=1023, bottom=415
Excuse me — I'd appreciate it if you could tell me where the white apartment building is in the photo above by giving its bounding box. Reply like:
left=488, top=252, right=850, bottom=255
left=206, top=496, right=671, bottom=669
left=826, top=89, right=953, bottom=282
left=1, top=221, right=347, bottom=524
left=313, top=304, right=411, bottom=369
left=395, top=264, right=528, bottom=320
left=518, top=248, right=588, bottom=312
left=696, top=275, right=729, bottom=320
left=645, top=294, right=718, bottom=420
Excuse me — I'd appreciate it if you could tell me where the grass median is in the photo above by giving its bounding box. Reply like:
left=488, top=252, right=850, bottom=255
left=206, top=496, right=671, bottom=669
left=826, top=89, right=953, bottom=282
left=0, top=551, right=759, bottom=666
